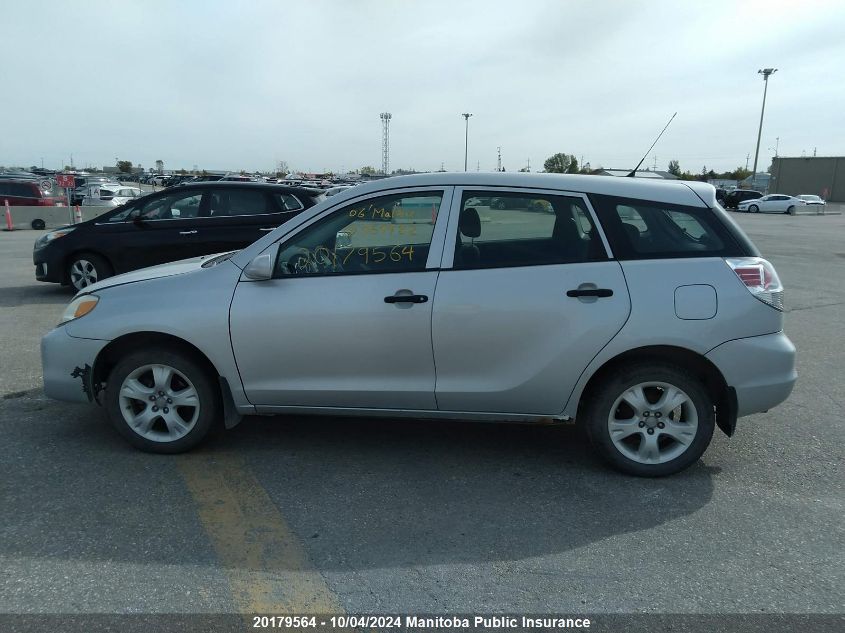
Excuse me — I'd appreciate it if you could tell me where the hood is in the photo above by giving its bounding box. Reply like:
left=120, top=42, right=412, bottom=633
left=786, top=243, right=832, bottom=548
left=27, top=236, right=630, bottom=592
left=75, top=253, right=228, bottom=296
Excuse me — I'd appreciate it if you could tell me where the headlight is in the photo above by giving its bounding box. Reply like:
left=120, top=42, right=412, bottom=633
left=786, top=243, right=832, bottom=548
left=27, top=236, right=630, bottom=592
left=35, top=228, right=75, bottom=249
left=60, top=295, right=99, bottom=324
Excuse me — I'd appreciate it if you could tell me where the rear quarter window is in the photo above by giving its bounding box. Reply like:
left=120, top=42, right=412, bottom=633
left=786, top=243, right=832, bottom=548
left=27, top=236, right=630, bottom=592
left=589, top=193, right=747, bottom=260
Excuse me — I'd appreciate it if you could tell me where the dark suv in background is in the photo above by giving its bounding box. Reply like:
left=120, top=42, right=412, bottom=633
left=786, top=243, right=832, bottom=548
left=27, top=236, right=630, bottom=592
left=33, top=182, right=323, bottom=291
left=723, top=189, right=763, bottom=209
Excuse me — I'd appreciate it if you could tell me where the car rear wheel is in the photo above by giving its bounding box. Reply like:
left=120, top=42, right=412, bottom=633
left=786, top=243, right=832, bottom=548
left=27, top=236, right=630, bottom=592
left=105, top=348, right=221, bottom=453
left=583, top=363, right=715, bottom=476
left=749, top=205, right=759, bottom=213
left=67, top=253, right=112, bottom=291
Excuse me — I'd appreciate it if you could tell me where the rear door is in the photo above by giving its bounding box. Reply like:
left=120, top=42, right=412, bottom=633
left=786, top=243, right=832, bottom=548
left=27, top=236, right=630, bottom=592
left=431, top=188, right=630, bottom=415
left=194, top=187, right=304, bottom=254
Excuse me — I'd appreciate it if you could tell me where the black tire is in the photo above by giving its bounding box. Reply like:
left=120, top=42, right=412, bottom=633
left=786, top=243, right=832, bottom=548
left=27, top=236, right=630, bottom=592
left=582, top=362, right=715, bottom=477
left=66, top=252, right=113, bottom=291
left=105, top=347, right=221, bottom=454
left=31, top=218, right=46, bottom=230
left=749, top=205, right=759, bottom=213
left=787, top=205, right=795, bottom=215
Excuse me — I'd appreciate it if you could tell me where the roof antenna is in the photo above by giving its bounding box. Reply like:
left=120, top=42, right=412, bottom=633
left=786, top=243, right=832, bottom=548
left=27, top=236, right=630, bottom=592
left=627, top=112, right=677, bottom=177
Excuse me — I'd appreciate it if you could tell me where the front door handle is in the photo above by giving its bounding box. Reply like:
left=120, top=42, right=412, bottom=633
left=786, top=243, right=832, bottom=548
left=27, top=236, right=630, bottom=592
left=179, top=230, right=198, bottom=235
left=259, top=227, right=274, bottom=232
left=566, top=288, right=613, bottom=298
left=384, top=294, right=428, bottom=304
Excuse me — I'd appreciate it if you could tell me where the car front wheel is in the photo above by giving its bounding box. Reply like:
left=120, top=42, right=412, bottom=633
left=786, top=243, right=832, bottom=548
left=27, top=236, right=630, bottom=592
left=583, top=363, right=715, bottom=476
left=67, top=253, right=112, bottom=291
left=105, top=348, right=221, bottom=453
left=749, top=205, right=759, bottom=213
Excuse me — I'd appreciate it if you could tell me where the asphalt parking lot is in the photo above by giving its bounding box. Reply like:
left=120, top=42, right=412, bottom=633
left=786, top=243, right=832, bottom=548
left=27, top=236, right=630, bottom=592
left=0, top=213, right=843, bottom=618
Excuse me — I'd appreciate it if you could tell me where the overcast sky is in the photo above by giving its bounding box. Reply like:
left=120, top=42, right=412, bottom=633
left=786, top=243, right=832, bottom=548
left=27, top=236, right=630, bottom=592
left=3, top=0, right=843, bottom=174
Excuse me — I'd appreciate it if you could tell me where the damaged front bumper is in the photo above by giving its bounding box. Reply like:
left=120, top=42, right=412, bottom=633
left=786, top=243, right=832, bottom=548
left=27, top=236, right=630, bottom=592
left=41, top=327, right=109, bottom=403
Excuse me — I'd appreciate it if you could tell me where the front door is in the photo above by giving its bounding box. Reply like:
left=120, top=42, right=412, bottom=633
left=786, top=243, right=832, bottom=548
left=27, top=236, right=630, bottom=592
left=432, top=188, right=631, bottom=415
left=93, top=188, right=208, bottom=272
left=229, top=187, right=452, bottom=409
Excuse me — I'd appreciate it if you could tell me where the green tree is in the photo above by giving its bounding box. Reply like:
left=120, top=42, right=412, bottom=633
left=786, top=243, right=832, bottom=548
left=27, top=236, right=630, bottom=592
left=359, top=166, right=377, bottom=176
left=117, top=160, right=132, bottom=174
left=667, top=159, right=681, bottom=177
left=543, top=153, right=578, bottom=174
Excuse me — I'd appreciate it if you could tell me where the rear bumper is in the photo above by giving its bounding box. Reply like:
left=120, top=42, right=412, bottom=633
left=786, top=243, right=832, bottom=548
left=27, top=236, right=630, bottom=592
left=41, top=327, right=109, bottom=403
left=706, top=331, right=797, bottom=417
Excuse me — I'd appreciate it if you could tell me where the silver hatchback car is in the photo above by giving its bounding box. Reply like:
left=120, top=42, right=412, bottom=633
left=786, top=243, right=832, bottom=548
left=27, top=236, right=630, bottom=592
left=42, top=173, right=796, bottom=476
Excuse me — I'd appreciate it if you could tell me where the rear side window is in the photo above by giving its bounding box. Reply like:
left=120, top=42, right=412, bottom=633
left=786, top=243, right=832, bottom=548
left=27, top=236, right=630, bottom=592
left=209, top=189, right=270, bottom=216
left=589, top=194, right=743, bottom=260
left=452, top=190, right=607, bottom=270
left=274, top=193, right=304, bottom=211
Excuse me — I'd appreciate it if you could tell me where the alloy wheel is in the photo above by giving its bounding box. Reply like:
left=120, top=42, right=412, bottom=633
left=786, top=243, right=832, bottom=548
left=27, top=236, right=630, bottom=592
left=118, top=364, right=200, bottom=442
left=70, top=259, right=98, bottom=290
left=607, top=382, right=699, bottom=465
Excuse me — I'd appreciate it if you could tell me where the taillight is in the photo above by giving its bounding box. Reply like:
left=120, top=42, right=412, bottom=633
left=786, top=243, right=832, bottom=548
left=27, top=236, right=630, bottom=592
left=725, top=257, right=784, bottom=311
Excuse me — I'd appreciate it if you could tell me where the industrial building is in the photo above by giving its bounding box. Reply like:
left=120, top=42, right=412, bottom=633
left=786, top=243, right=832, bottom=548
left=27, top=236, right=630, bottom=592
left=769, top=156, right=845, bottom=202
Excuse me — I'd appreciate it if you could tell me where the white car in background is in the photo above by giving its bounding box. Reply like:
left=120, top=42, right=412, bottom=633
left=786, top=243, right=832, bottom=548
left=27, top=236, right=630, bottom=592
left=81, top=186, right=144, bottom=207
left=737, top=194, right=807, bottom=214
left=797, top=195, right=825, bottom=208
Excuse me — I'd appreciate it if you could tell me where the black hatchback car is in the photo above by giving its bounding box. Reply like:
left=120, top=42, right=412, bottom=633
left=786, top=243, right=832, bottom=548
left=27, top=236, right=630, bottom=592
left=34, top=182, right=323, bottom=291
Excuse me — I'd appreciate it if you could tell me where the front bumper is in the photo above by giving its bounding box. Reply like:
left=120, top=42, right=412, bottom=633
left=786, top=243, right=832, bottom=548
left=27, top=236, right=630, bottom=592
left=706, top=331, right=797, bottom=417
left=41, top=327, right=109, bottom=403
left=33, top=247, right=65, bottom=283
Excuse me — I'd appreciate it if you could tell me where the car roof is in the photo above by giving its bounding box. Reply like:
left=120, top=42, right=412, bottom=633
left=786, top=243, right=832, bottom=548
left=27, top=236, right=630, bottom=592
left=328, top=172, right=716, bottom=207
left=173, top=181, right=323, bottom=197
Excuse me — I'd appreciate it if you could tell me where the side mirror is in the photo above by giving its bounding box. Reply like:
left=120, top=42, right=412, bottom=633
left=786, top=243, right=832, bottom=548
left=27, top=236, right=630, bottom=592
left=335, top=231, right=352, bottom=248
left=243, top=244, right=279, bottom=281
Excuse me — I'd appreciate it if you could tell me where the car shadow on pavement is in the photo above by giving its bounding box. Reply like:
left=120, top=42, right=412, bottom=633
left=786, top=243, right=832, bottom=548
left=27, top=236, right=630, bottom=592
left=204, top=414, right=717, bottom=571
left=1, top=397, right=716, bottom=572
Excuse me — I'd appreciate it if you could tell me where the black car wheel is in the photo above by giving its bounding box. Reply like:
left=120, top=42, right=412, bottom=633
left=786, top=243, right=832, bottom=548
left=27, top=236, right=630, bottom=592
left=67, top=253, right=113, bottom=291
left=31, top=219, right=46, bottom=230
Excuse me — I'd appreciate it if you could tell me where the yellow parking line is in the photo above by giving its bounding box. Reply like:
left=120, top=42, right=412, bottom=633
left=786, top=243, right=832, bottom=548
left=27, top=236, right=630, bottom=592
left=178, top=453, right=345, bottom=614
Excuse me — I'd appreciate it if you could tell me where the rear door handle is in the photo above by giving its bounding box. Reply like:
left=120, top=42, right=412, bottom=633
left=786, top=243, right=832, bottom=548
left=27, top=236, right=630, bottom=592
left=566, top=288, right=613, bottom=298
left=179, top=230, right=198, bottom=235
left=384, top=294, right=428, bottom=304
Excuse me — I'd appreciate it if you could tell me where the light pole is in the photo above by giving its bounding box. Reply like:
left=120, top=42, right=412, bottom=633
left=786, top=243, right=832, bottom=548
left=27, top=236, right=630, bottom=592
left=752, top=68, right=777, bottom=190
left=462, top=113, right=472, bottom=171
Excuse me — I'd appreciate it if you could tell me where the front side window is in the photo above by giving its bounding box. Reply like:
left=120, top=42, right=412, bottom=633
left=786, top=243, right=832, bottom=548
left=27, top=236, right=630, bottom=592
left=275, top=191, right=443, bottom=277
left=589, top=194, right=741, bottom=259
left=452, top=190, right=606, bottom=270
left=135, top=190, right=203, bottom=220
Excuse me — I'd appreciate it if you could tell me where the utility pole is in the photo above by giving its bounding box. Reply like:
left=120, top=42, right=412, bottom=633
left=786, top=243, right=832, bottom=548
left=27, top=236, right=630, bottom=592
left=752, top=68, right=777, bottom=189
left=461, top=113, right=472, bottom=171
left=653, top=155, right=658, bottom=170
left=497, top=146, right=502, bottom=172
left=476, top=160, right=480, bottom=172
left=745, top=153, right=750, bottom=171
left=527, top=158, right=530, bottom=171
left=380, top=113, right=392, bottom=176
